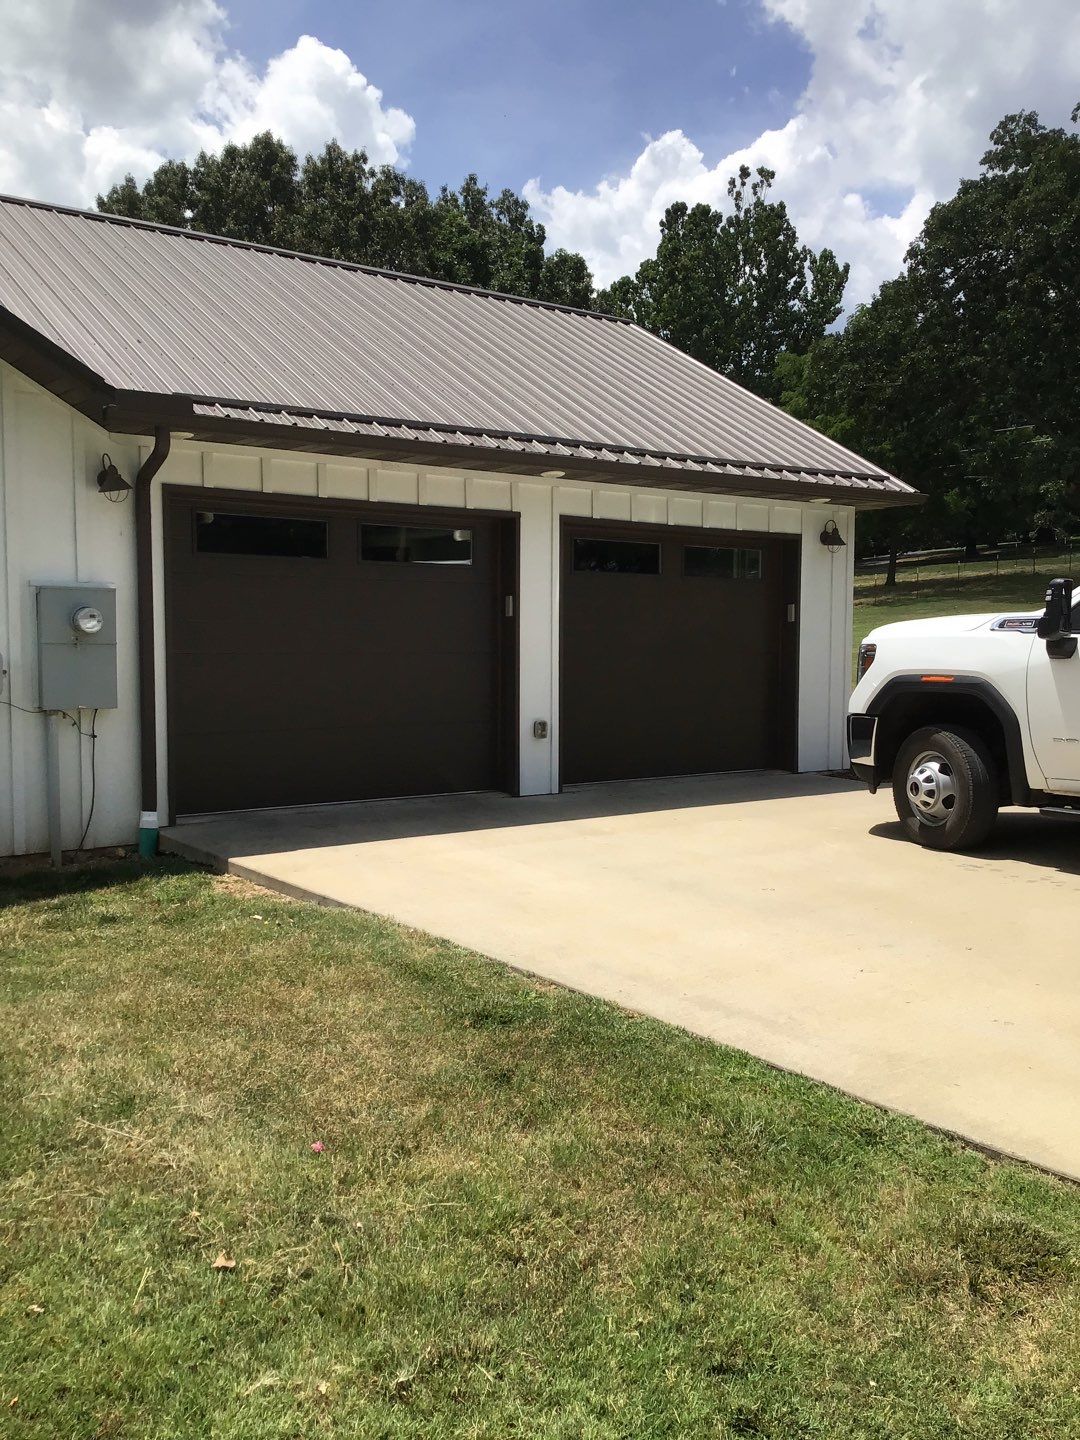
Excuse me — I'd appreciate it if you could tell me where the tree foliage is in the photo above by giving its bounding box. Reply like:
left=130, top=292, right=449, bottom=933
left=98, top=135, right=596, bottom=308
left=99, top=108, right=1080, bottom=556
left=100, top=143, right=845, bottom=399
left=597, top=166, right=848, bottom=399
left=780, top=105, right=1080, bottom=554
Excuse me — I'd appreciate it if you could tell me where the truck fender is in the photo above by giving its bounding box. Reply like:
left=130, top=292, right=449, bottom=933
left=861, top=675, right=1031, bottom=807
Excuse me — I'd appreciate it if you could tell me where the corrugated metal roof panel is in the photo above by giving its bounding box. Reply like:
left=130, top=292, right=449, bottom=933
left=0, top=194, right=914, bottom=496
left=190, top=402, right=897, bottom=494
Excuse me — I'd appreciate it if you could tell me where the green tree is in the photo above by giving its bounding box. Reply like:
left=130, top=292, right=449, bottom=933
left=285, top=140, right=433, bottom=271
left=597, top=166, right=848, bottom=399
left=536, top=248, right=595, bottom=308
left=904, top=104, right=1080, bottom=539
left=779, top=103, right=1080, bottom=567
left=776, top=282, right=948, bottom=580
left=100, top=135, right=300, bottom=244
left=98, top=137, right=594, bottom=307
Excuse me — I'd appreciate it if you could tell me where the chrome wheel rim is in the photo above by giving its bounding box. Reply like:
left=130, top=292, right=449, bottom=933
left=906, top=751, right=957, bottom=826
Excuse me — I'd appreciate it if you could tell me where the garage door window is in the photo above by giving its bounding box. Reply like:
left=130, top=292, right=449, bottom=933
left=360, top=524, right=473, bottom=565
left=194, top=511, right=327, bottom=558
left=684, top=544, right=764, bottom=580
left=572, top=537, right=661, bottom=574
left=684, top=545, right=737, bottom=579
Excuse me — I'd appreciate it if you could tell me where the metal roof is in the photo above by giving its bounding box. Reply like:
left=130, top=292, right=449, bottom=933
left=191, top=403, right=894, bottom=495
left=0, top=194, right=915, bottom=502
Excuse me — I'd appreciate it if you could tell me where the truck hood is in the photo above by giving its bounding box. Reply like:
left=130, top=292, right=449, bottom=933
left=865, top=610, right=1039, bottom=641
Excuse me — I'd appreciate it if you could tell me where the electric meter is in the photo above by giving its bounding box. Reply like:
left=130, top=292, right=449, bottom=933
left=72, top=605, right=105, bottom=636
left=36, top=585, right=117, bottom=709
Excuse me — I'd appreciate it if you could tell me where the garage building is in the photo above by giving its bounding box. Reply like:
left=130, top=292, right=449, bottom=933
left=0, top=194, right=916, bottom=855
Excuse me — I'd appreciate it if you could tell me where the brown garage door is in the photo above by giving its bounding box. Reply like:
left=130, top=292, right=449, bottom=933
left=561, top=521, right=798, bottom=784
left=164, top=491, right=514, bottom=815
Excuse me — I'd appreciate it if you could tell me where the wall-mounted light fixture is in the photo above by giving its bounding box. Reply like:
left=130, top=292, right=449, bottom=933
left=819, top=519, right=846, bottom=553
left=540, top=469, right=565, bottom=479
left=96, top=453, right=131, bottom=502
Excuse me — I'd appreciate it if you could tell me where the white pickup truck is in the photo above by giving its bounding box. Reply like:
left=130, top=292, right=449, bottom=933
left=847, top=577, right=1080, bottom=849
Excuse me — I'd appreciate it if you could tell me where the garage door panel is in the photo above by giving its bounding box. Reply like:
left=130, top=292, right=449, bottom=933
left=168, top=575, right=496, bottom=657
left=346, top=582, right=497, bottom=650
left=165, top=493, right=509, bottom=813
left=562, top=523, right=792, bottom=784
left=168, top=647, right=496, bottom=735
left=174, top=718, right=498, bottom=813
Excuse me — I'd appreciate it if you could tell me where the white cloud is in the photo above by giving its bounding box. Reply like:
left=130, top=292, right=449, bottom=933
left=1, top=0, right=1076, bottom=309
left=0, top=0, right=414, bottom=204
left=525, top=0, right=1080, bottom=306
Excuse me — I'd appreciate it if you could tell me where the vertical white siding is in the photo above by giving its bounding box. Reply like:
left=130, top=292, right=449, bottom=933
left=796, top=503, right=854, bottom=771
left=512, top=482, right=556, bottom=794
left=0, top=365, right=141, bottom=854
left=0, top=361, right=858, bottom=853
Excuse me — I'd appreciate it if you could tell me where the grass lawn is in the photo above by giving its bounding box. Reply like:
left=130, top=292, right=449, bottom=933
left=851, top=568, right=1065, bottom=677
left=2, top=862, right=1079, bottom=1438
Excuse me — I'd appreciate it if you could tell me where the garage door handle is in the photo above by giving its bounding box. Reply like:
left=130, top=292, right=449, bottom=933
left=504, top=595, right=514, bottom=618
left=787, top=603, right=796, bottom=623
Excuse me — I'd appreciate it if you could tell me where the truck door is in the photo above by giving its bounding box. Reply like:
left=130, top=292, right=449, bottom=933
left=1027, top=627, right=1080, bottom=793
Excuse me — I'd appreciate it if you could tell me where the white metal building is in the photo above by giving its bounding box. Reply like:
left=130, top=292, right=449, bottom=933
left=0, top=195, right=917, bottom=857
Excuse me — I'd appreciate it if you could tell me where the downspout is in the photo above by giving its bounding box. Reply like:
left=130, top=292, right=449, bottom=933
left=134, top=426, right=171, bottom=856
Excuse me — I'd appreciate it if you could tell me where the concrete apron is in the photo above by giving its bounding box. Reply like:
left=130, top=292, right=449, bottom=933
left=162, top=772, right=1080, bottom=1182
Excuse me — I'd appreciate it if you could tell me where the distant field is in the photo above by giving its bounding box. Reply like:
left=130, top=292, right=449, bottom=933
left=851, top=567, right=1070, bottom=676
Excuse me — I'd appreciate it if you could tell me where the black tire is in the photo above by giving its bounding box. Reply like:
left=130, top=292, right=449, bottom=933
left=891, top=726, right=999, bottom=850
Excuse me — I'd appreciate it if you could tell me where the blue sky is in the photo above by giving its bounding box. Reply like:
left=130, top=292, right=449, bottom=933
left=222, top=0, right=810, bottom=196
left=1, top=0, right=1077, bottom=306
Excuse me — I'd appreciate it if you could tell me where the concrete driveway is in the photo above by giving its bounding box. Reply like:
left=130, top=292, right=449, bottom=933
left=163, top=773, right=1080, bottom=1180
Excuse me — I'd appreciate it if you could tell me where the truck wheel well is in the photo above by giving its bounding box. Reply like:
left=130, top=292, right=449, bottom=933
left=875, top=694, right=1015, bottom=804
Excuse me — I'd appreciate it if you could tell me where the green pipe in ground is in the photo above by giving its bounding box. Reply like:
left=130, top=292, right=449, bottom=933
left=138, top=812, right=158, bottom=858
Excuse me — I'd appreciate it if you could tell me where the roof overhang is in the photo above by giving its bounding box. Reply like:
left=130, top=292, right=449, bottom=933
left=0, top=309, right=922, bottom=511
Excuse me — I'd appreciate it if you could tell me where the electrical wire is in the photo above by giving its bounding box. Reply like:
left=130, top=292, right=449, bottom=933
left=75, top=708, right=99, bottom=856
left=0, top=699, right=95, bottom=736
left=0, top=697, right=47, bottom=718
left=1, top=699, right=100, bottom=853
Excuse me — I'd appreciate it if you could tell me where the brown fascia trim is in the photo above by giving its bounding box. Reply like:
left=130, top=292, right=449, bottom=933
left=0, top=314, right=920, bottom=509
left=0, top=307, right=115, bottom=415
left=142, top=390, right=896, bottom=484
left=103, top=401, right=922, bottom=511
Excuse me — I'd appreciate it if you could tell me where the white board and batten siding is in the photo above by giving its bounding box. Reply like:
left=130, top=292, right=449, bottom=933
left=0, top=361, right=855, bottom=856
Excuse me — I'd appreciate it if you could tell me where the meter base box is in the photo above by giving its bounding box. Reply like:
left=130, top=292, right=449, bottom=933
left=36, top=584, right=118, bottom=710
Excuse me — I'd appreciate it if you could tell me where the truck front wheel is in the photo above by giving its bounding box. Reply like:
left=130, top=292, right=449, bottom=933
left=891, top=726, right=999, bottom=850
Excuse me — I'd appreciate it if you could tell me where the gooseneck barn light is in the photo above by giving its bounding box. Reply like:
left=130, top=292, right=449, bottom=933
left=819, top=519, right=846, bottom=552
left=96, top=453, right=131, bottom=500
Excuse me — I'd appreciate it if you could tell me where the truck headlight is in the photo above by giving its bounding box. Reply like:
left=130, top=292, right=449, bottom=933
left=856, top=641, right=877, bottom=681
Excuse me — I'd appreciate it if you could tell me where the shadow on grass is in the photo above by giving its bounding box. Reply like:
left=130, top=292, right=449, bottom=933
left=0, top=855, right=191, bottom=908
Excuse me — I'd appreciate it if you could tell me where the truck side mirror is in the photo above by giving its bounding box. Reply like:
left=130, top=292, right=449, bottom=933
left=1038, top=577, right=1076, bottom=656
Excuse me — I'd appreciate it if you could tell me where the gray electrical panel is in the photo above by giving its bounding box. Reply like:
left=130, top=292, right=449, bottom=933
left=36, top=584, right=118, bottom=710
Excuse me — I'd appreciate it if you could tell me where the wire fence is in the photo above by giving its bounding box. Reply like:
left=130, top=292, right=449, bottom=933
left=854, top=540, right=1080, bottom=596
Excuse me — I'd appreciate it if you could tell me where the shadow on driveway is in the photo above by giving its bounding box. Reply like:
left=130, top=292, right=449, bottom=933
left=165, top=770, right=859, bottom=862
left=869, top=810, right=1080, bottom=878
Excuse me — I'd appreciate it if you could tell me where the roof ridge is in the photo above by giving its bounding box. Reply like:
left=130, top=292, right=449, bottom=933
left=0, top=190, right=629, bottom=325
